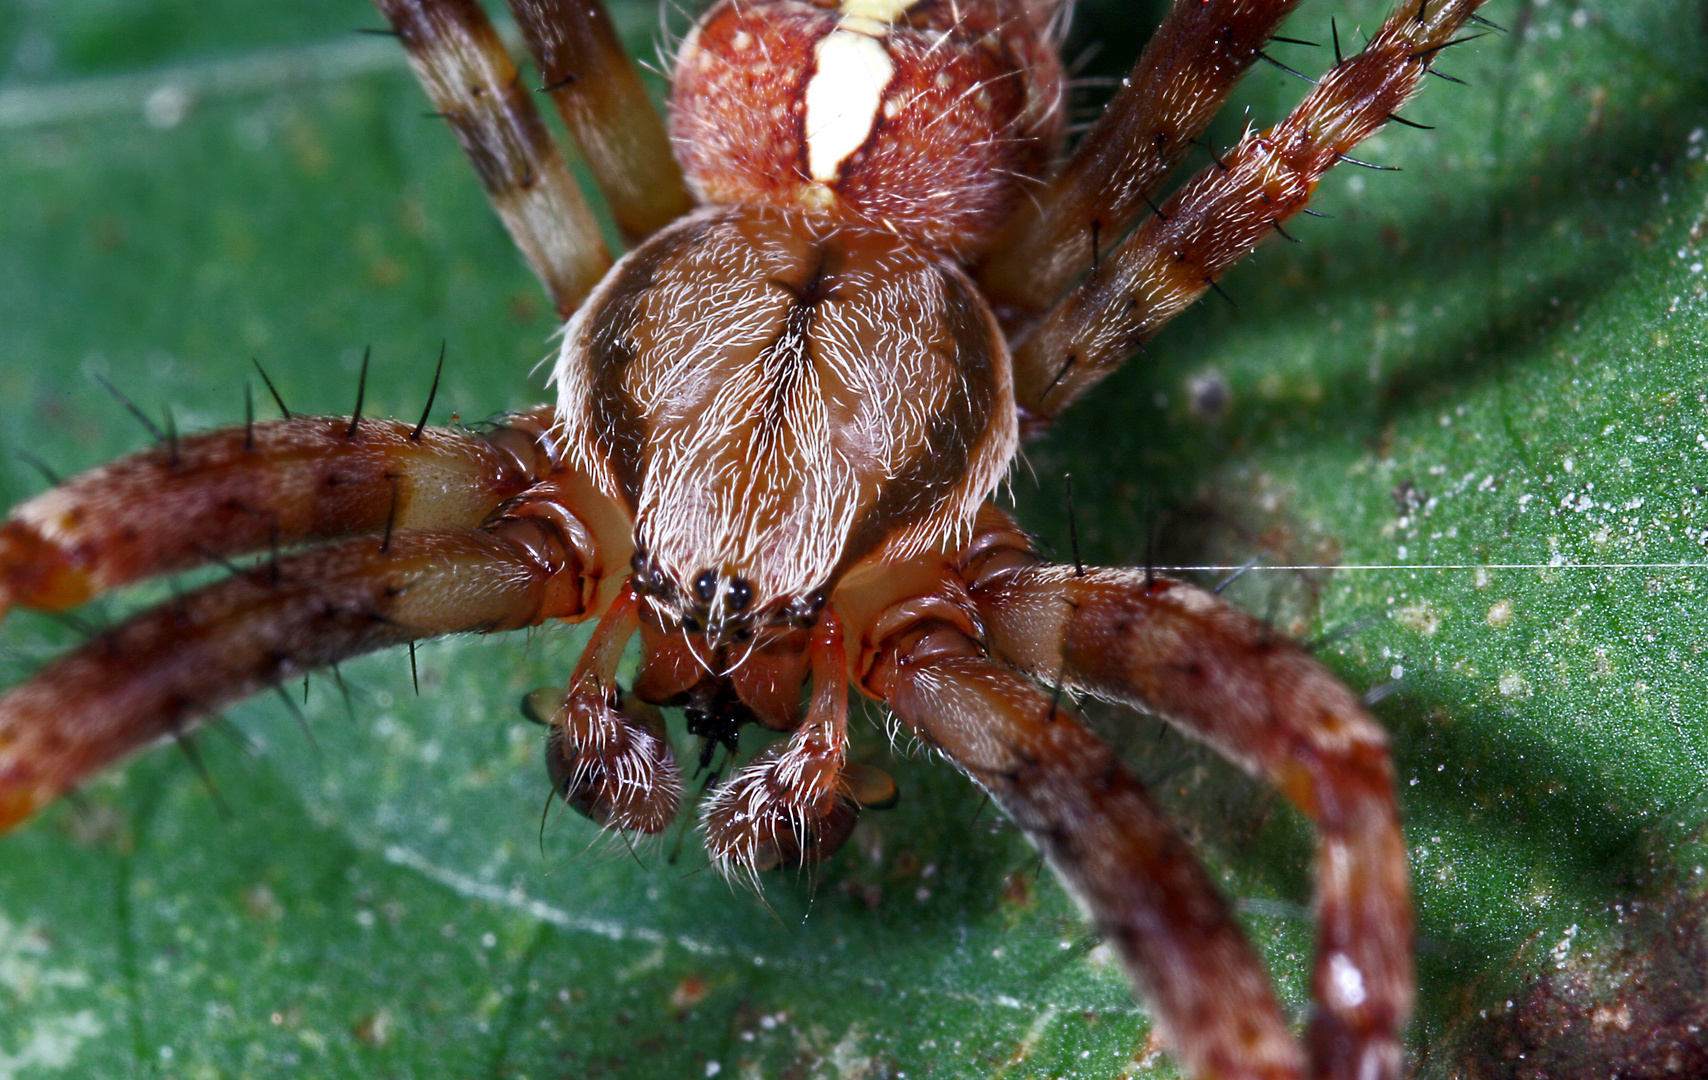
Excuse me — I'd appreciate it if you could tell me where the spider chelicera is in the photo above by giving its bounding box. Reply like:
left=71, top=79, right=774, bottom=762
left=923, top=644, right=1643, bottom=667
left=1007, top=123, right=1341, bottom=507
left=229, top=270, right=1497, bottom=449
left=0, top=0, right=1507, bottom=1077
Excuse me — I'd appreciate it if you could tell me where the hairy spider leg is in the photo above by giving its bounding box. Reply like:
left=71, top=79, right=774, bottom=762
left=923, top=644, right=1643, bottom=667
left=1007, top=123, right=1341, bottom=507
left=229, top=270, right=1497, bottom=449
left=505, top=0, right=694, bottom=242
left=977, top=0, right=1306, bottom=316
left=1011, top=0, right=1492, bottom=427
left=962, top=508, right=1411, bottom=1080
left=0, top=406, right=558, bottom=619
left=866, top=610, right=1305, bottom=1080
left=0, top=530, right=578, bottom=833
left=375, top=0, right=613, bottom=315
left=0, top=412, right=635, bottom=832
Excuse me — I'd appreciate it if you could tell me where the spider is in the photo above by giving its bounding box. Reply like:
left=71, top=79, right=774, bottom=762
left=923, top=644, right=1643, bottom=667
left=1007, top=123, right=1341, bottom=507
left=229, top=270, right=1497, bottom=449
left=20, top=0, right=1673, bottom=1073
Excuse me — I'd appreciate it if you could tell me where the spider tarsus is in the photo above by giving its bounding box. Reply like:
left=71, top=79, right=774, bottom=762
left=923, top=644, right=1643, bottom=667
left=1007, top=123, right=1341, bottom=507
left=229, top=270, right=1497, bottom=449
left=411, top=342, right=446, bottom=441
left=346, top=346, right=371, bottom=440
left=252, top=359, right=292, bottom=419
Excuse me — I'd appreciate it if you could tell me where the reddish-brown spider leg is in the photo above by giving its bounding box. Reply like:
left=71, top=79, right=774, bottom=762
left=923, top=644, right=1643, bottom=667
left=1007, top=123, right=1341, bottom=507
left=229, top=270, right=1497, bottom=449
left=374, top=0, right=612, bottom=316
left=977, top=0, right=1305, bottom=316
left=864, top=613, right=1305, bottom=1080
left=961, top=510, right=1411, bottom=1080
left=506, top=0, right=694, bottom=243
left=0, top=405, right=556, bottom=620
left=1012, top=0, right=1491, bottom=427
left=0, top=412, right=636, bottom=833
left=702, top=614, right=860, bottom=878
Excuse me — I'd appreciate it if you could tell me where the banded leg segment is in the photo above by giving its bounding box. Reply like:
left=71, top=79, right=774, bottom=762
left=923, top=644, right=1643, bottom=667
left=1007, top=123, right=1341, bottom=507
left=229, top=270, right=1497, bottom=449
left=508, top=0, right=693, bottom=242
left=0, top=521, right=595, bottom=832
left=963, top=528, right=1412, bottom=1080
left=1011, top=0, right=1490, bottom=427
left=0, top=409, right=557, bottom=621
left=976, top=0, right=1304, bottom=316
left=867, top=619, right=1304, bottom=1080
left=376, top=0, right=612, bottom=315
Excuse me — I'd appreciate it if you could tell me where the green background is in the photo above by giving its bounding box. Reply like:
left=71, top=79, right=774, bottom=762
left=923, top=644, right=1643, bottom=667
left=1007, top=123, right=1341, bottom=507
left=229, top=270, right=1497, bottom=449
left=1, top=1, right=1706, bottom=1077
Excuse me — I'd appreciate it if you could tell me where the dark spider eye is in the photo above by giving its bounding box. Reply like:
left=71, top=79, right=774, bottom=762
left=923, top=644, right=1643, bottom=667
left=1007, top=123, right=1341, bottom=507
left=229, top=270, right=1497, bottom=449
left=693, top=569, right=718, bottom=603
left=681, top=615, right=703, bottom=633
left=783, top=590, right=827, bottom=625
left=727, top=577, right=754, bottom=611
left=631, top=549, right=666, bottom=597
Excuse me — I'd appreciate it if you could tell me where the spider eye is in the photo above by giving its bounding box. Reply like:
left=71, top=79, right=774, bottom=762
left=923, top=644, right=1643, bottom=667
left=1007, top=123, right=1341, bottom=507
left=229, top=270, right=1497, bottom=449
left=631, top=548, right=673, bottom=598
left=693, top=569, right=718, bottom=603
left=727, top=577, right=754, bottom=611
left=782, top=590, right=827, bottom=626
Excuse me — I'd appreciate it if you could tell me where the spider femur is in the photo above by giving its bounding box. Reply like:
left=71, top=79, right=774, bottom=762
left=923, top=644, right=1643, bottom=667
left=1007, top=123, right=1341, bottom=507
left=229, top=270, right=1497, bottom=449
left=669, top=0, right=1065, bottom=256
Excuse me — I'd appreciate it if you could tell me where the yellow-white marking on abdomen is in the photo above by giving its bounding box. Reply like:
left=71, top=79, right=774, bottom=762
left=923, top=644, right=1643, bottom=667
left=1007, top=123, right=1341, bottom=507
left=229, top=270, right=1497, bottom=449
left=803, top=27, right=894, bottom=183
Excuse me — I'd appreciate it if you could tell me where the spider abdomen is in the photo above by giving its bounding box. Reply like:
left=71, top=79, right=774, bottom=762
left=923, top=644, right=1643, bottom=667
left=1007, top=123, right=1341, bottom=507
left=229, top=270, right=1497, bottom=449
left=554, top=205, right=1015, bottom=638
left=669, top=0, right=1064, bottom=257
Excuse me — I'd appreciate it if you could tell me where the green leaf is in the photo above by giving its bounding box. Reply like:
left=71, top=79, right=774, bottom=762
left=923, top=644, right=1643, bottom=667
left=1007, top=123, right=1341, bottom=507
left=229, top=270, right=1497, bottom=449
left=1, top=2, right=1705, bottom=1078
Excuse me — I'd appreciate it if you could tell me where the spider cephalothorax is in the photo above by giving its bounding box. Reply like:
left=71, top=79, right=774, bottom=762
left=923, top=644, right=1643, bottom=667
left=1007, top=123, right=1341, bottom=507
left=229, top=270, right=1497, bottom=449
left=0, top=1, right=1498, bottom=1077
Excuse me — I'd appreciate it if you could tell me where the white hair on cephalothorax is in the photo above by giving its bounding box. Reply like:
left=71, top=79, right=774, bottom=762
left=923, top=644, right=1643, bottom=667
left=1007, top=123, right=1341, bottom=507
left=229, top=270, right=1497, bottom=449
left=552, top=205, right=1015, bottom=616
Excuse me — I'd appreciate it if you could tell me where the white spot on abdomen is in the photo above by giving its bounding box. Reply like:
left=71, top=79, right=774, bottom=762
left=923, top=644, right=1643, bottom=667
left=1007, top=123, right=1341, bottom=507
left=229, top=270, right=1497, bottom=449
left=838, top=0, right=919, bottom=21
left=804, top=30, right=893, bottom=183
